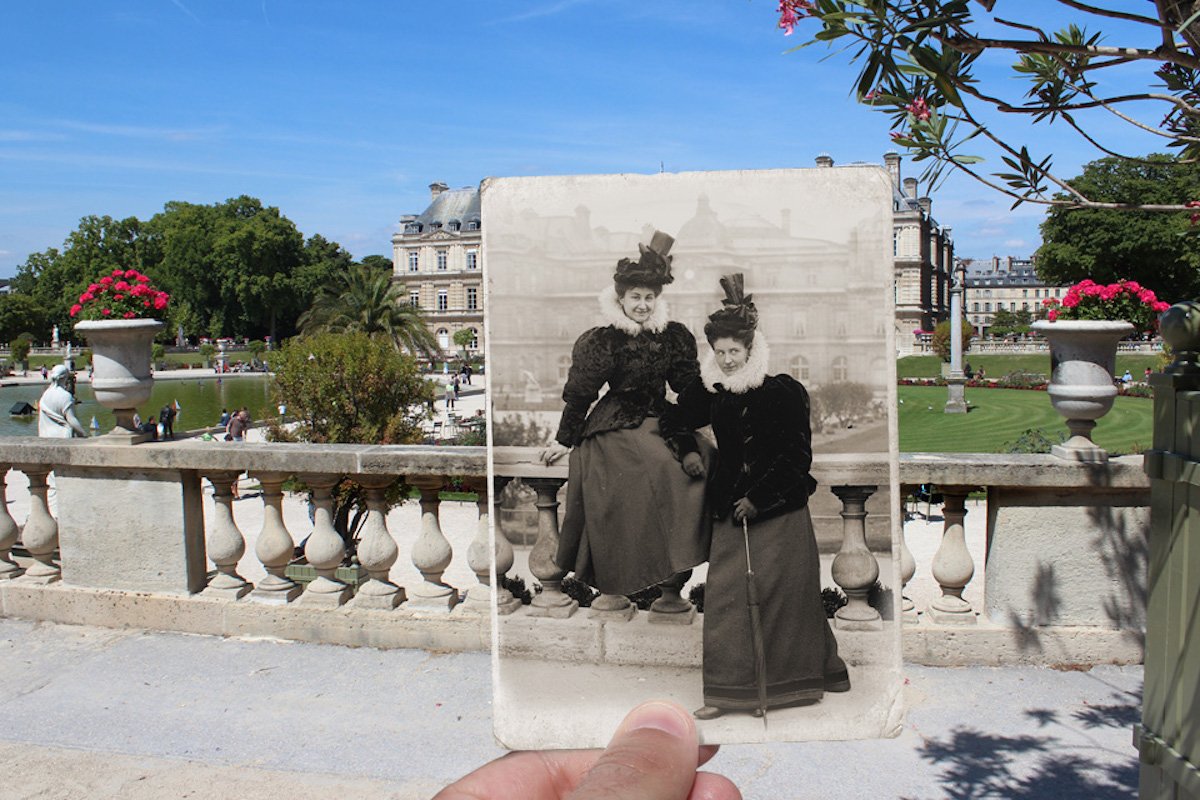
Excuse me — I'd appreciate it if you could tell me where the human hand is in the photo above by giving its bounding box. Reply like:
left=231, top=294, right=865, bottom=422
left=732, top=497, right=758, bottom=522
left=540, top=441, right=570, bottom=466
left=681, top=452, right=706, bottom=478
left=434, top=700, right=741, bottom=800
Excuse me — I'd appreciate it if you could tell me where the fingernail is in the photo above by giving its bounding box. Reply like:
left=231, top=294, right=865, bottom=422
left=621, top=701, right=692, bottom=739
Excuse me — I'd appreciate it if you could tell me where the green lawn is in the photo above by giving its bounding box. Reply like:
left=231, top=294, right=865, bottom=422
left=898, top=353, right=1162, bottom=380
left=898, top=384, right=1153, bottom=454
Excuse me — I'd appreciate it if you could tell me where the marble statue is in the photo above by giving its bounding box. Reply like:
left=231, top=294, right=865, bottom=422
left=39, top=364, right=88, bottom=438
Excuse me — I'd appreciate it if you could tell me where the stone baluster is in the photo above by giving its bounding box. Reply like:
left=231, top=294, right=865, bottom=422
left=454, top=479, right=498, bottom=615
left=0, top=466, right=23, bottom=580
left=491, top=477, right=522, bottom=615
left=648, top=570, right=695, bottom=625
left=405, top=475, right=457, bottom=611
left=296, top=474, right=351, bottom=606
left=249, top=471, right=302, bottom=604
left=202, top=471, right=251, bottom=598
left=525, top=477, right=578, bottom=618
left=347, top=475, right=403, bottom=610
left=899, top=485, right=918, bottom=625
left=830, top=485, right=881, bottom=630
left=15, top=466, right=57, bottom=583
left=928, top=488, right=977, bottom=625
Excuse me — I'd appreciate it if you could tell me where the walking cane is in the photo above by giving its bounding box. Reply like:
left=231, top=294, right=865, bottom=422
left=742, top=517, right=769, bottom=726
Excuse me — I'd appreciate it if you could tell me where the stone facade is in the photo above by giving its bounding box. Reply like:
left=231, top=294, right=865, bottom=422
left=963, top=256, right=1070, bottom=335
left=391, top=182, right=484, bottom=358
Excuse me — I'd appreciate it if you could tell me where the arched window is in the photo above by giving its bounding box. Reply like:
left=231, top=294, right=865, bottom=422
left=437, top=328, right=450, bottom=350
left=791, top=355, right=810, bottom=382
left=832, top=355, right=849, bottom=382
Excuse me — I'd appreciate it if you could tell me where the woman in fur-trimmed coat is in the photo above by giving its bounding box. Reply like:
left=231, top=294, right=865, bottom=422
left=666, top=275, right=849, bottom=719
left=540, top=232, right=711, bottom=596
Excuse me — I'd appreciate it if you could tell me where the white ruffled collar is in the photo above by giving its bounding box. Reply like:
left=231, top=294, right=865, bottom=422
left=700, top=330, right=770, bottom=394
left=598, top=286, right=669, bottom=335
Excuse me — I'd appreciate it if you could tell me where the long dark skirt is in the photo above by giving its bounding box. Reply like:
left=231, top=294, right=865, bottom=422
left=555, top=418, right=712, bottom=595
left=703, top=506, right=848, bottom=710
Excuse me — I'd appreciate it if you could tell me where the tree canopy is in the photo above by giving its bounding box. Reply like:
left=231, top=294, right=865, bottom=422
left=11, top=197, right=351, bottom=342
left=1038, top=154, right=1200, bottom=299
left=785, top=1, right=1200, bottom=213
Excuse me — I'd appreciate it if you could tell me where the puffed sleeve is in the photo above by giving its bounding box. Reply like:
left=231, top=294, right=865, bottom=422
left=743, top=376, right=817, bottom=515
left=554, top=327, right=613, bottom=448
left=664, top=322, right=701, bottom=396
left=660, top=375, right=712, bottom=459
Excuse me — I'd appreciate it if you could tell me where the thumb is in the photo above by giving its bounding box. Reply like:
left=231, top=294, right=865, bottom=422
left=568, top=701, right=700, bottom=800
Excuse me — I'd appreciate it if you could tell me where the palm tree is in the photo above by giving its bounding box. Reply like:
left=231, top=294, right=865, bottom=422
left=299, top=266, right=438, bottom=357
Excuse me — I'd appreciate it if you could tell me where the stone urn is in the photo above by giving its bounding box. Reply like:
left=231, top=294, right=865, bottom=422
left=75, top=319, right=164, bottom=443
left=1031, top=319, right=1134, bottom=463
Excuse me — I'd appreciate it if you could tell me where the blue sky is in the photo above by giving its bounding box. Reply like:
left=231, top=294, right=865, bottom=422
left=0, top=1, right=1175, bottom=277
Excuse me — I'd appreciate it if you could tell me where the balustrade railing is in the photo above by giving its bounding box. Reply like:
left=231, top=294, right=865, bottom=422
left=0, top=436, right=1153, bottom=665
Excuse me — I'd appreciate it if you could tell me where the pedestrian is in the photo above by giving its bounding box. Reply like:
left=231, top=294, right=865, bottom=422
left=462, top=363, right=473, bottom=385
left=1122, top=369, right=1133, bottom=385
left=40, top=365, right=48, bottom=380
left=453, top=375, right=461, bottom=400
left=1145, top=367, right=1153, bottom=383
left=158, top=404, right=176, bottom=440
left=218, top=408, right=231, bottom=429
left=227, top=408, right=247, bottom=442
left=445, top=381, right=455, bottom=410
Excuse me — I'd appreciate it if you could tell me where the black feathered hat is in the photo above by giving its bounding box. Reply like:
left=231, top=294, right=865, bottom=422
left=705, top=273, right=758, bottom=341
left=613, top=230, right=675, bottom=289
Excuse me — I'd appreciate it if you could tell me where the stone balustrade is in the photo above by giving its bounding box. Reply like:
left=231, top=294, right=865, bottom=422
left=0, top=437, right=491, bottom=651
left=0, top=436, right=1152, bottom=666
left=493, top=447, right=1150, bottom=667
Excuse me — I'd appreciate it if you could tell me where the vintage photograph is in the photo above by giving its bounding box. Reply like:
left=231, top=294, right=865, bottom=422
left=484, top=169, right=902, bottom=747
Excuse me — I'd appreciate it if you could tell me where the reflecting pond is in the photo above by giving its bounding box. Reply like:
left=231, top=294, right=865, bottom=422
left=0, top=375, right=274, bottom=436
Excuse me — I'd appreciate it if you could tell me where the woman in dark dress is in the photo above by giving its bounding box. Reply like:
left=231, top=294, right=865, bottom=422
left=667, top=275, right=849, bottom=719
left=540, top=231, right=710, bottom=595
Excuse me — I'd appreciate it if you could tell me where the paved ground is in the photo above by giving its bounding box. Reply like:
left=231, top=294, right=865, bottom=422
left=0, top=617, right=1141, bottom=799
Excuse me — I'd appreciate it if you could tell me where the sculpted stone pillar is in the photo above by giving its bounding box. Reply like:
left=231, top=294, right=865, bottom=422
left=347, top=475, right=403, bottom=610
left=899, top=485, right=918, bottom=625
left=0, top=466, right=23, bottom=580
left=249, top=471, right=302, bottom=604
left=830, top=485, right=882, bottom=630
left=648, top=570, right=695, bottom=625
left=15, top=466, right=57, bottom=583
left=296, top=474, right=351, bottom=607
left=525, top=477, right=577, bottom=618
left=454, top=478, right=499, bottom=616
left=405, top=475, right=457, bottom=611
left=929, top=488, right=977, bottom=625
left=202, top=471, right=251, bottom=598
left=490, top=477, right=522, bottom=615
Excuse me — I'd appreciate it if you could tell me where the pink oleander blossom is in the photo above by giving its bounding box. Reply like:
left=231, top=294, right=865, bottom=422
left=776, top=0, right=814, bottom=35
left=1042, top=277, right=1171, bottom=333
left=906, top=96, right=931, bottom=122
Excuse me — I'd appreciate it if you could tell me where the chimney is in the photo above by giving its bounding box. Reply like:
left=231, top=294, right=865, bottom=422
left=815, top=153, right=834, bottom=168
left=429, top=181, right=449, bottom=200
left=918, top=196, right=932, bottom=215
left=903, top=177, right=918, bottom=199
left=883, top=151, right=901, bottom=189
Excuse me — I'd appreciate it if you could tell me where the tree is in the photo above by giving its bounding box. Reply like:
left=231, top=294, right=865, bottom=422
left=1038, top=155, right=1200, bottom=299
left=988, top=308, right=1033, bottom=337
left=932, top=317, right=974, bottom=362
left=786, top=2, right=1200, bottom=213
left=246, top=339, right=266, bottom=365
left=299, top=265, right=439, bottom=357
left=267, top=332, right=434, bottom=546
left=0, top=294, right=49, bottom=344
left=358, top=255, right=393, bottom=272
left=9, top=337, right=31, bottom=370
left=452, top=327, right=476, bottom=360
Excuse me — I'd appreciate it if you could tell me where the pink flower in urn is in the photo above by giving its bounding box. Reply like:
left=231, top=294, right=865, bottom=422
left=69, top=303, right=83, bottom=317
left=114, top=280, right=131, bottom=292
left=1154, top=301, right=1171, bottom=312
left=1061, top=293, right=1080, bottom=308
left=101, top=308, right=111, bottom=316
left=124, top=269, right=138, bottom=279
left=111, top=269, right=123, bottom=277
left=1047, top=309, right=1058, bottom=321
left=100, top=276, right=114, bottom=286
left=122, top=311, right=136, bottom=319
left=135, top=274, right=150, bottom=284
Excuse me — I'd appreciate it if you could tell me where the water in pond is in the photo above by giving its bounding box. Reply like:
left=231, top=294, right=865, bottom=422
left=0, top=375, right=274, bottom=437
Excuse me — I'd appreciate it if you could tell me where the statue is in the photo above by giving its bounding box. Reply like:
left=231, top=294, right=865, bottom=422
left=38, top=365, right=88, bottom=438
left=51, top=325, right=60, bottom=349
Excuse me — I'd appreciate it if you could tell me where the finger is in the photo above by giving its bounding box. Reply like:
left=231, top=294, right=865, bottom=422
left=697, top=745, right=720, bottom=768
left=568, top=701, right=701, bottom=800
left=688, top=772, right=743, bottom=800
left=434, top=749, right=601, bottom=800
